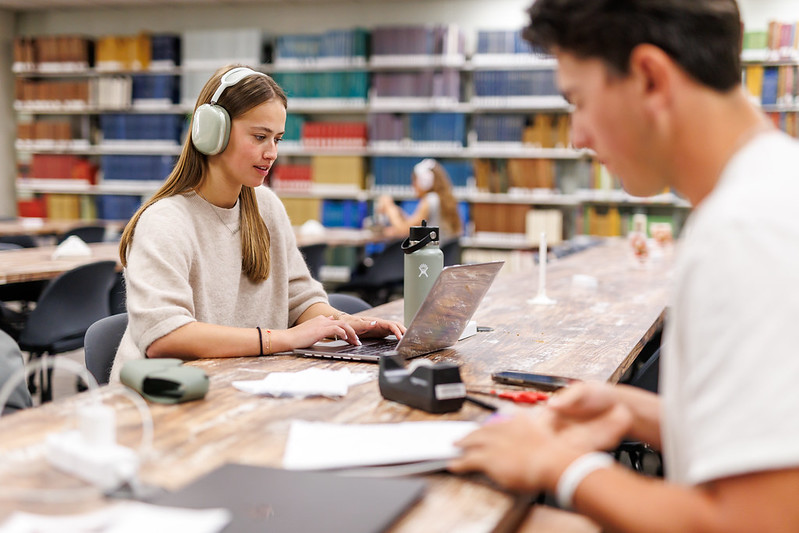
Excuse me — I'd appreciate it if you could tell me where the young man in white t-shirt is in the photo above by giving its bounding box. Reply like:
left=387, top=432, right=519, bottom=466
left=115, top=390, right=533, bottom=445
left=449, top=1, right=799, bottom=531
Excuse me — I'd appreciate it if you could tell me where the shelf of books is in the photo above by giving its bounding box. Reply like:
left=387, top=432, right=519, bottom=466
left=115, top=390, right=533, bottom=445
left=12, top=26, right=690, bottom=243
left=742, top=23, right=799, bottom=138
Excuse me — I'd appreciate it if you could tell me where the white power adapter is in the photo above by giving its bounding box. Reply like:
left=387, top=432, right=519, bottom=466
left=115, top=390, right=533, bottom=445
left=45, top=404, right=139, bottom=492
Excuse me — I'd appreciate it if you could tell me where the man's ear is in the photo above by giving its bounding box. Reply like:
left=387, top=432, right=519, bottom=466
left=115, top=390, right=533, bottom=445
left=628, top=43, right=675, bottom=114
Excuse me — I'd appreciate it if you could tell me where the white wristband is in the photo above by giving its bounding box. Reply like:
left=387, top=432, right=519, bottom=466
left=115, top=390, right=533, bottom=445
left=555, top=452, right=614, bottom=510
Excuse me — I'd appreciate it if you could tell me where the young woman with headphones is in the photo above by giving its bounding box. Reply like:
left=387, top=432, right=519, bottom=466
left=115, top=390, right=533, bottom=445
left=110, top=65, right=404, bottom=381
left=375, top=158, right=462, bottom=240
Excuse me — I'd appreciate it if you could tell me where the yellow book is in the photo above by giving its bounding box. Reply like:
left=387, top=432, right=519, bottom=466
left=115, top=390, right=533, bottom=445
left=555, top=114, right=571, bottom=148
left=280, top=198, right=321, bottom=226
left=311, top=156, right=364, bottom=189
left=472, top=159, right=493, bottom=191
left=745, top=65, right=764, bottom=100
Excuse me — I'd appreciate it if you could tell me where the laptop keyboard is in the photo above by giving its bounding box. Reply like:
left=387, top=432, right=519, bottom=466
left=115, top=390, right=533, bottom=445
left=348, top=338, right=399, bottom=356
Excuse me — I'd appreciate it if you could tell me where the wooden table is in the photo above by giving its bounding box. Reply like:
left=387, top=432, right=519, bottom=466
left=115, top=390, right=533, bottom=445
left=0, top=242, right=122, bottom=285
left=0, top=238, right=672, bottom=531
left=0, top=228, right=390, bottom=286
left=0, top=219, right=125, bottom=238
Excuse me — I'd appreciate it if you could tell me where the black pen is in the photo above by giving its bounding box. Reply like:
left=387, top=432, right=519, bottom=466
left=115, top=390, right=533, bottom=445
left=465, top=395, right=498, bottom=412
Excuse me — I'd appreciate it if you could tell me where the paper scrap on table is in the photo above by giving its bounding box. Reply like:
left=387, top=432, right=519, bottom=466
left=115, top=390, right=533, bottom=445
left=283, top=419, right=479, bottom=470
left=232, top=367, right=374, bottom=398
left=51, top=235, right=92, bottom=259
left=0, top=501, right=230, bottom=533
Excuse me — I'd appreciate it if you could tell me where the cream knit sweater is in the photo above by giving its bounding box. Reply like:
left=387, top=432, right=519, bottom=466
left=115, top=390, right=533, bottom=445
left=110, top=186, right=327, bottom=382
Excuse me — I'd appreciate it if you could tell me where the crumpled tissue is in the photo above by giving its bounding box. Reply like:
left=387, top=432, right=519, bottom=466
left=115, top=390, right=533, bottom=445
left=232, top=367, right=374, bottom=398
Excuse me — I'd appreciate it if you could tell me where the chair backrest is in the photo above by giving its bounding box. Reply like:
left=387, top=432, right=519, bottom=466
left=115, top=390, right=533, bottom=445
left=328, top=293, right=373, bottom=314
left=628, top=347, right=661, bottom=394
left=84, top=312, right=128, bottom=385
left=0, top=235, right=37, bottom=248
left=361, top=239, right=405, bottom=285
left=0, top=330, right=32, bottom=414
left=109, top=272, right=127, bottom=315
left=299, top=243, right=327, bottom=281
left=57, top=225, right=107, bottom=244
left=18, top=260, right=118, bottom=350
left=441, top=237, right=461, bottom=266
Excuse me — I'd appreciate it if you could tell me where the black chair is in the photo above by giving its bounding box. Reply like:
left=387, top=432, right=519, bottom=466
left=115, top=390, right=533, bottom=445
left=441, top=237, right=461, bottom=266
left=615, top=331, right=663, bottom=476
left=109, top=272, right=127, bottom=315
left=0, top=235, right=37, bottom=248
left=328, top=293, right=372, bottom=315
left=57, top=225, right=107, bottom=244
left=0, top=330, right=32, bottom=414
left=336, top=239, right=405, bottom=306
left=17, top=260, right=118, bottom=402
left=299, top=243, right=327, bottom=281
left=84, top=312, right=128, bottom=386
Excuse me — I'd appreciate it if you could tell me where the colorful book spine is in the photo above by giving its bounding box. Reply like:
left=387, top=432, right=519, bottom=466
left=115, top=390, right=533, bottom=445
left=100, top=114, right=183, bottom=143
left=321, top=199, right=368, bottom=228
left=271, top=164, right=312, bottom=192
left=101, top=155, right=177, bottom=181
left=302, top=122, right=368, bottom=148
left=371, top=157, right=471, bottom=189
left=408, top=113, right=465, bottom=144
left=272, top=71, right=369, bottom=99
left=473, top=70, right=558, bottom=97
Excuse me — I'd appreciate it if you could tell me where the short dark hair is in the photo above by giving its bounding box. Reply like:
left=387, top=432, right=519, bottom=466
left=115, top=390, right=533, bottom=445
left=524, top=0, right=742, bottom=91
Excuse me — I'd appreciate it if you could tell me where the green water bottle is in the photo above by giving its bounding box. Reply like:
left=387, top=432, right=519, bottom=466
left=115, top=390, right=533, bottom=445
left=402, top=220, right=443, bottom=326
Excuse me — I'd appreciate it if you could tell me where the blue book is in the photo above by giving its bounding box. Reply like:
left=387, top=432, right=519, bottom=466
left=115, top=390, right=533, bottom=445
left=761, top=67, right=779, bottom=105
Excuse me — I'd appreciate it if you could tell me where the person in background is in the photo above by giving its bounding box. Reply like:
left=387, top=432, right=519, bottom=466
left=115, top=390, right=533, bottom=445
left=111, top=65, right=403, bottom=382
left=375, top=158, right=462, bottom=239
left=449, top=1, right=799, bottom=531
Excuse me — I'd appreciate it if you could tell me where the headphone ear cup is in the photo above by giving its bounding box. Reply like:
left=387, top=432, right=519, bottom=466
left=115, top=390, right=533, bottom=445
left=191, top=103, right=231, bottom=155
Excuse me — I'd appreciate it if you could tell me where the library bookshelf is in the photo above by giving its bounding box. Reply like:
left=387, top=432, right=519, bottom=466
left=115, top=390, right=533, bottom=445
left=11, top=28, right=691, bottom=249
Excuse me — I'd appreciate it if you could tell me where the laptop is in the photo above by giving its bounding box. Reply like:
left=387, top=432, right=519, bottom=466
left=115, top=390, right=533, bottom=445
left=294, top=261, right=504, bottom=362
left=153, top=463, right=426, bottom=533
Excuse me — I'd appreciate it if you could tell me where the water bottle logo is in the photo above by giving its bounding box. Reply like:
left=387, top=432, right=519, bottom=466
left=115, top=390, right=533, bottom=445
left=418, top=263, right=429, bottom=278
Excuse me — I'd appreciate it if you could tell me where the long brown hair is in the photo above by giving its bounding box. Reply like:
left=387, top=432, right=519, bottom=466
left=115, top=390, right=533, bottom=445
left=119, top=64, right=287, bottom=283
left=430, top=162, right=462, bottom=236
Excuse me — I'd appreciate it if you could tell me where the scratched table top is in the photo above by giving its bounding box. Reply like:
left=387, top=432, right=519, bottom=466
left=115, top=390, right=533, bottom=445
left=0, top=237, right=672, bottom=532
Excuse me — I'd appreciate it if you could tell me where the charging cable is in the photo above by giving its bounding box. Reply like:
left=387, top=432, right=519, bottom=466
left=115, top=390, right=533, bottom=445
left=0, top=356, right=154, bottom=503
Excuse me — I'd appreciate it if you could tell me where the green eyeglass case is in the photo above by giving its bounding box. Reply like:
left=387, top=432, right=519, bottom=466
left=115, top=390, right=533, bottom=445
left=120, top=358, right=209, bottom=404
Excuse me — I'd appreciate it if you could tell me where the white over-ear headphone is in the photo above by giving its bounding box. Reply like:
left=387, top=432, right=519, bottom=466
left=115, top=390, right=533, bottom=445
left=191, top=67, right=268, bottom=156
left=413, top=158, right=436, bottom=191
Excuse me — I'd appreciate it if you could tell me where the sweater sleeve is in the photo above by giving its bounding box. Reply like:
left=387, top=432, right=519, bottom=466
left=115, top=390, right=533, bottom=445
left=124, top=200, right=197, bottom=354
left=257, top=187, right=328, bottom=326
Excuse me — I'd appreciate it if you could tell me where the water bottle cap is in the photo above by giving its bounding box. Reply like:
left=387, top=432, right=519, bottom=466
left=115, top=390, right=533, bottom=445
left=409, top=219, right=439, bottom=243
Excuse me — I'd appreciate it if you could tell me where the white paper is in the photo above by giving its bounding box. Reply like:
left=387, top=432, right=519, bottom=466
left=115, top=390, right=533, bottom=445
left=51, top=235, right=91, bottom=259
left=283, top=419, right=479, bottom=470
left=0, top=501, right=231, bottom=533
left=232, top=367, right=374, bottom=398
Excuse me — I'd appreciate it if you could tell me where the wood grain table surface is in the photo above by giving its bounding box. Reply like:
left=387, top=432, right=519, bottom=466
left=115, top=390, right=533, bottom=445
left=0, top=238, right=673, bottom=532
